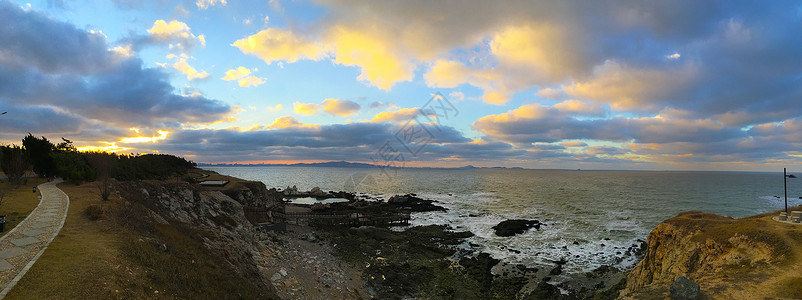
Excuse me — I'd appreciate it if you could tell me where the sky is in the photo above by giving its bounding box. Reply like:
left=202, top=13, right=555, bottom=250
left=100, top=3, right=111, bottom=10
left=1, top=0, right=802, bottom=171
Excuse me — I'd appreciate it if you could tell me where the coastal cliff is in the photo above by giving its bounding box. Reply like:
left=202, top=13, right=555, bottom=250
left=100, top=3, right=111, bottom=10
left=620, top=209, right=802, bottom=299
left=112, top=172, right=369, bottom=299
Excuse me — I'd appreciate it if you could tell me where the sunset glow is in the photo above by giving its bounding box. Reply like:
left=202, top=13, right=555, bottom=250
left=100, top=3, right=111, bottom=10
left=1, top=0, right=800, bottom=171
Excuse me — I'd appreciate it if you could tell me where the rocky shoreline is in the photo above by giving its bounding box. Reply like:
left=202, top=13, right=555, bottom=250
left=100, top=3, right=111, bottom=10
left=276, top=187, right=645, bottom=299
left=114, top=169, right=653, bottom=299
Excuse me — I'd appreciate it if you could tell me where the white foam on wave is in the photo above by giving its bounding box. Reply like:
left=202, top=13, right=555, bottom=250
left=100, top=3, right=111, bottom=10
left=401, top=191, right=649, bottom=277
left=760, top=195, right=802, bottom=207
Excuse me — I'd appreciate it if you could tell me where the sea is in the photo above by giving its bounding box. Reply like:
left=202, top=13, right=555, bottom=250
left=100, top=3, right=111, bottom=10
left=204, top=166, right=802, bottom=276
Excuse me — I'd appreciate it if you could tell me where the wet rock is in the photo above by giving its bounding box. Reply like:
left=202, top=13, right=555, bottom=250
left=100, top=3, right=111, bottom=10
left=670, top=276, right=700, bottom=300
left=387, top=194, right=447, bottom=212
left=492, top=219, right=542, bottom=237
left=309, top=187, right=327, bottom=198
left=283, top=185, right=300, bottom=196
left=549, top=265, right=563, bottom=275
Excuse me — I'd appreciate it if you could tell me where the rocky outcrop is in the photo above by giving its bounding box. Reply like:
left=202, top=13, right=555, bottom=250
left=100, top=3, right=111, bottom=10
left=670, top=276, right=700, bottom=300
left=492, top=219, right=543, bottom=237
left=620, top=211, right=795, bottom=299
left=220, top=180, right=281, bottom=207
left=386, top=194, right=447, bottom=212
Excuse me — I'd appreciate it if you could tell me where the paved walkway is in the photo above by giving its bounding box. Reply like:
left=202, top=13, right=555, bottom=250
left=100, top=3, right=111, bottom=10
left=0, top=180, right=69, bottom=298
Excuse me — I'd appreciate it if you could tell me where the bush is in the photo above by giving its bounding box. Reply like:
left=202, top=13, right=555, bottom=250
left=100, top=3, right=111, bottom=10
left=84, top=205, right=103, bottom=221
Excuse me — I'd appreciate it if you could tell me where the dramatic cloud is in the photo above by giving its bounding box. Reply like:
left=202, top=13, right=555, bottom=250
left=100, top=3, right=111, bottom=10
left=0, top=2, right=112, bottom=74
left=151, top=121, right=473, bottom=163
left=0, top=2, right=232, bottom=142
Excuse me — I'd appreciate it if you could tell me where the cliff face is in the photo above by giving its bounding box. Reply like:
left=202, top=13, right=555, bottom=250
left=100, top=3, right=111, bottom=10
left=620, top=211, right=802, bottom=299
left=115, top=180, right=277, bottom=293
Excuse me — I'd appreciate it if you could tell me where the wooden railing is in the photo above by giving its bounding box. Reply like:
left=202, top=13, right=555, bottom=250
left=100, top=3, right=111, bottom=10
left=245, top=206, right=410, bottom=227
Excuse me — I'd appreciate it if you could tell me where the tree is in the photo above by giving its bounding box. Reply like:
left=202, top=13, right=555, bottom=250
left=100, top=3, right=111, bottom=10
left=22, top=134, right=56, bottom=178
left=51, top=150, right=95, bottom=184
left=86, top=152, right=116, bottom=201
left=0, top=146, right=29, bottom=185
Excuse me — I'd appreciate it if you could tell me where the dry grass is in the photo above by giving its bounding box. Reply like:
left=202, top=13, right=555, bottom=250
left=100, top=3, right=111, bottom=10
left=0, top=178, right=48, bottom=238
left=5, top=182, right=130, bottom=299
left=649, top=209, right=802, bottom=298
left=6, top=180, right=274, bottom=299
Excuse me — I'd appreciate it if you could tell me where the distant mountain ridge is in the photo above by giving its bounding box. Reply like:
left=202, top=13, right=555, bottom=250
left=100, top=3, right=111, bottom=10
left=197, top=161, right=524, bottom=170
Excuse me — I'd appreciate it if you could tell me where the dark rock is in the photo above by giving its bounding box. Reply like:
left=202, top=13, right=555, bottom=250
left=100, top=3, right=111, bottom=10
left=459, top=253, right=500, bottom=294
left=549, top=265, right=563, bottom=275
left=670, top=276, right=700, bottom=300
left=492, top=219, right=542, bottom=237
left=585, top=265, right=619, bottom=278
left=527, top=281, right=562, bottom=299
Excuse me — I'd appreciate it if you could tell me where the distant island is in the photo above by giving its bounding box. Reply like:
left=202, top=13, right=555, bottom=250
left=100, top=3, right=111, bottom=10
left=197, top=160, right=525, bottom=170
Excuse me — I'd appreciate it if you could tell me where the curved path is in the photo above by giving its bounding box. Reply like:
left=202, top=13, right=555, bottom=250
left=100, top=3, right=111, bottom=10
left=0, top=180, right=69, bottom=298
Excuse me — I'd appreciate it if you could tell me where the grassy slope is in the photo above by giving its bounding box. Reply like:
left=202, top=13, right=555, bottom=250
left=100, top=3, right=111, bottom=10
left=6, top=181, right=274, bottom=299
left=0, top=178, right=48, bottom=238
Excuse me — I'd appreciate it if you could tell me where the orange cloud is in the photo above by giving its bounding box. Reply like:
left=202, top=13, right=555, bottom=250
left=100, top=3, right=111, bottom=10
left=562, top=60, right=698, bottom=111
left=322, top=98, right=361, bottom=116
left=553, top=100, right=604, bottom=116
left=147, top=20, right=205, bottom=49
left=238, top=76, right=265, bottom=87
left=293, top=101, right=320, bottom=115
left=221, top=66, right=251, bottom=80
left=173, top=58, right=209, bottom=80
left=489, top=24, right=575, bottom=81
left=233, top=26, right=414, bottom=90
left=267, top=116, right=319, bottom=129
left=424, top=59, right=509, bottom=104
left=371, top=108, right=421, bottom=122
left=326, top=27, right=414, bottom=90
left=232, top=28, right=327, bottom=64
